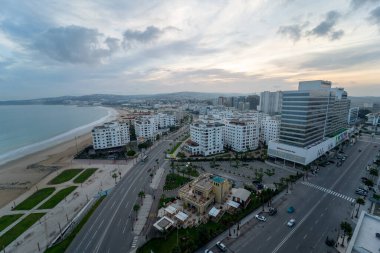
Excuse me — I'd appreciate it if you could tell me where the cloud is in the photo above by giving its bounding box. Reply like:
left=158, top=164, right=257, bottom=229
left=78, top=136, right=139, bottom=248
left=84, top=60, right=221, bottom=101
left=369, top=6, right=380, bottom=28
left=277, top=25, right=302, bottom=42
left=329, top=30, right=344, bottom=40
left=33, top=25, right=120, bottom=64
left=122, top=26, right=179, bottom=48
left=350, top=0, right=380, bottom=10
left=306, top=10, right=344, bottom=41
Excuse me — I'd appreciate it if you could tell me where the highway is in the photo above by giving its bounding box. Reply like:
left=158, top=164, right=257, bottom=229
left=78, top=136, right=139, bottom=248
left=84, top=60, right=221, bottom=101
left=201, top=135, right=380, bottom=253
left=66, top=126, right=188, bottom=253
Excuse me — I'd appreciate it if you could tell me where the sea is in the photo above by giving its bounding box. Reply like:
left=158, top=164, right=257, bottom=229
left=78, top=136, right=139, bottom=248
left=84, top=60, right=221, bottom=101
left=0, top=105, right=117, bottom=166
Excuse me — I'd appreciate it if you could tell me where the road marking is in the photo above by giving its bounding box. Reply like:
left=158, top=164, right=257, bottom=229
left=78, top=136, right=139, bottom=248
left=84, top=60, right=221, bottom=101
left=110, top=200, right=116, bottom=209
left=303, top=234, right=307, bottom=239
left=301, top=181, right=355, bottom=203
left=131, top=236, right=139, bottom=248
left=266, top=236, right=272, bottom=241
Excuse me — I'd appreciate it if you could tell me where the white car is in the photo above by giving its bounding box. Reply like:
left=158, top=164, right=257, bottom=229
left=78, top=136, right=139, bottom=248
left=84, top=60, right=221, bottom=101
left=216, top=241, right=227, bottom=252
left=204, top=250, right=214, bottom=253
left=255, top=214, right=267, bottom=222
left=287, top=218, right=296, bottom=227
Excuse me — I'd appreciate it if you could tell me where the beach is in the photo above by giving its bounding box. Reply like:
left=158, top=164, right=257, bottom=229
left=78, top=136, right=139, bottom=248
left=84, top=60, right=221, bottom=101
left=0, top=106, right=120, bottom=208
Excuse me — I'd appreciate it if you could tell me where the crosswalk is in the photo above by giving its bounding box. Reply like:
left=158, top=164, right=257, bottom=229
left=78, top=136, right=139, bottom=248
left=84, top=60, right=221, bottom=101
left=131, top=236, right=138, bottom=248
left=301, top=181, right=355, bottom=203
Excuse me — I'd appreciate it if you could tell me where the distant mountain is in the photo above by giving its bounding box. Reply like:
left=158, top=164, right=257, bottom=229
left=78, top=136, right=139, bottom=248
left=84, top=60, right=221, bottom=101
left=0, top=91, right=247, bottom=105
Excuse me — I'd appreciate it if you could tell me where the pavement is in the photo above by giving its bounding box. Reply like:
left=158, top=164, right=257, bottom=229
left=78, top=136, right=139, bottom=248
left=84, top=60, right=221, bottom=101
left=66, top=126, right=188, bottom=253
left=197, top=135, right=380, bottom=253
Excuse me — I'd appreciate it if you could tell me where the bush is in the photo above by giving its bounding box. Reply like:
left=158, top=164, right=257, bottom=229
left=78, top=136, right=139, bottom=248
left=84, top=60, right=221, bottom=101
left=127, top=150, right=136, bottom=156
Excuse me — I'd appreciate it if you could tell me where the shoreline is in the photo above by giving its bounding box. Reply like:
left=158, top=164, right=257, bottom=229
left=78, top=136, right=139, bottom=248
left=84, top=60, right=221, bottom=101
left=0, top=106, right=120, bottom=208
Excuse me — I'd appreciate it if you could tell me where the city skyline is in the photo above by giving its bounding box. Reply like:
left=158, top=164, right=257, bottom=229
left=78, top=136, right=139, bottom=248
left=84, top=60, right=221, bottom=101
left=1, top=0, right=380, bottom=100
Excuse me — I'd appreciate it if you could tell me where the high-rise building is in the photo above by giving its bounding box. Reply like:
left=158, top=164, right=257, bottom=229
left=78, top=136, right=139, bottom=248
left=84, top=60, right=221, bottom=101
left=260, top=116, right=280, bottom=145
left=246, top=95, right=260, bottom=110
left=186, top=121, right=224, bottom=156
left=268, top=80, right=351, bottom=165
left=258, top=91, right=282, bottom=115
left=92, top=121, right=130, bottom=150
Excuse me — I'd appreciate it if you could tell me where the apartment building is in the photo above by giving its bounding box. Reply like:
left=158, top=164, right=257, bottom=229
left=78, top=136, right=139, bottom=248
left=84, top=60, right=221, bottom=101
left=155, top=113, right=176, bottom=129
left=134, top=117, right=158, bottom=142
left=348, top=107, right=359, bottom=125
left=92, top=121, right=130, bottom=150
left=186, top=121, right=224, bottom=156
left=258, top=91, right=282, bottom=115
left=224, top=119, right=259, bottom=152
left=260, top=116, right=280, bottom=145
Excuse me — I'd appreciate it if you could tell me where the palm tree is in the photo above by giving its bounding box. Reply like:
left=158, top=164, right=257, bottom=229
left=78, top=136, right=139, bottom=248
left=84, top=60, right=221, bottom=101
left=355, top=198, right=365, bottom=218
left=340, top=221, right=352, bottom=246
left=133, top=204, right=140, bottom=220
left=112, top=173, right=118, bottom=184
left=369, top=168, right=378, bottom=180
left=138, top=191, right=145, bottom=204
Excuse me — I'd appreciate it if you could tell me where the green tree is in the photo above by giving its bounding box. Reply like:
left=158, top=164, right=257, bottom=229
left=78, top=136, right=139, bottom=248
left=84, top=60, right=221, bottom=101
left=138, top=191, right=145, bottom=204
left=133, top=204, right=140, bottom=220
left=112, top=173, right=118, bottom=184
left=126, top=150, right=136, bottom=156
left=355, top=198, right=365, bottom=218
left=340, top=221, right=353, bottom=245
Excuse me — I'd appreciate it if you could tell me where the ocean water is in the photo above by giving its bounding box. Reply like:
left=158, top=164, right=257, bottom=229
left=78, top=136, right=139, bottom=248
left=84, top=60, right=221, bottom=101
left=0, top=105, right=117, bottom=166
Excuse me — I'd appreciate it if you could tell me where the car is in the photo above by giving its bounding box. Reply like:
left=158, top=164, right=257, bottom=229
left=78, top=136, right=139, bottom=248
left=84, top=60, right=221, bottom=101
left=256, top=183, right=264, bottom=190
left=255, top=214, right=267, bottom=222
left=204, top=250, right=214, bottom=253
left=355, top=189, right=368, bottom=196
left=328, top=160, right=335, bottom=164
left=216, top=241, right=227, bottom=252
left=359, top=149, right=362, bottom=152
left=361, top=178, right=369, bottom=183
left=269, top=207, right=277, bottom=216
left=287, top=206, right=295, bottom=213
left=287, top=219, right=296, bottom=227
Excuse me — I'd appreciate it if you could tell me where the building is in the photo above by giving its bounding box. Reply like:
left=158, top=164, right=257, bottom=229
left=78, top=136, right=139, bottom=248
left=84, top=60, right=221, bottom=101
left=348, top=107, right=359, bottom=125
left=261, top=116, right=280, bottom=145
left=258, top=91, right=282, bottom=115
left=224, top=119, right=259, bottom=152
left=231, top=188, right=251, bottom=208
left=268, top=80, right=351, bottom=165
left=246, top=95, right=260, bottom=110
left=366, top=112, right=380, bottom=126
left=92, top=121, right=130, bottom=150
left=155, top=113, right=176, bottom=129
left=134, top=117, right=158, bottom=142
left=187, top=121, right=224, bottom=156
left=346, top=212, right=380, bottom=253
left=178, top=174, right=231, bottom=214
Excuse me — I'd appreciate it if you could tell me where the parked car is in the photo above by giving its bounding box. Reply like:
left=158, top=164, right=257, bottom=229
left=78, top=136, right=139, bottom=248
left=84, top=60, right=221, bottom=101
left=287, top=206, right=295, bottom=213
left=287, top=218, right=296, bottom=227
left=355, top=189, right=368, bottom=196
left=255, top=214, right=267, bottom=222
left=216, top=241, right=227, bottom=252
left=328, top=160, right=335, bottom=164
left=269, top=207, right=277, bottom=216
left=358, top=149, right=362, bottom=152
left=361, top=178, right=369, bottom=183
left=205, top=249, right=214, bottom=253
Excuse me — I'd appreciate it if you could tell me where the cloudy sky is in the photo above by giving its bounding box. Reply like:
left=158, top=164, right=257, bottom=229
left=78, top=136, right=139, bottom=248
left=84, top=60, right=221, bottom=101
left=1, top=0, right=380, bottom=100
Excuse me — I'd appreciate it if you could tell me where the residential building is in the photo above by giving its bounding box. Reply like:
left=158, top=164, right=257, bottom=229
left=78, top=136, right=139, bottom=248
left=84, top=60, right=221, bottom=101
left=155, top=113, right=176, bottom=129
left=258, top=91, right=282, bottom=115
left=224, top=119, right=259, bottom=152
left=187, top=121, right=224, bottom=156
left=366, top=112, right=380, bottom=126
left=178, top=174, right=231, bottom=214
left=231, top=188, right=251, bottom=208
left=261, top=116, right=280, bottom=145
left=348, top=107, right=359, bottom=125
left=268, top=80, right=351, bottom=165
left=134, top=117, right=158, bottom=142
left=92, top=121, right=130, bottom=150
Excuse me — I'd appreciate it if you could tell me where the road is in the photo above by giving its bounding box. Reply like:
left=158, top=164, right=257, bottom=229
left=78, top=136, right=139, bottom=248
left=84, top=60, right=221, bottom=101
left=200, top=135, right=380, bottom=253
left=66, top=126, right=188, bottom=253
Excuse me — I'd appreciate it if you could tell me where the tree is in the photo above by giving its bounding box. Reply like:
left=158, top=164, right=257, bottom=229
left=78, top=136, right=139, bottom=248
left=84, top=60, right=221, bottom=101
left=370, top=168, right=379, bottom=179
left=340, top=221, right=353, bottom=246
left=355, top=198, right=365, bottom=218
left=126, top=150, right=136, bottom=156
left=156, top=134, right=160, bottom=140
left=112, top=173, right=118, bottom=184
left=138, top=191, right=145, bottom=204
left=133, top=204, right=140, bottom=220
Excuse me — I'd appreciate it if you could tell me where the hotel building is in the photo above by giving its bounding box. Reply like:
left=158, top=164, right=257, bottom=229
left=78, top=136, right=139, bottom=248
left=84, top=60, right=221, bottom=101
left=92, top=121, right=130, bottom=150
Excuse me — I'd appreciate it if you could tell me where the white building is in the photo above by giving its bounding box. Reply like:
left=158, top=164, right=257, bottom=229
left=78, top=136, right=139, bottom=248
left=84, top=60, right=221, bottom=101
left=155, top=113, right=176, bottom=129
left=224, top=119, right=259, bottom=152
left=348, top=107, right=359, bottom=125
left=186, top=121, right=224, bottom=156
left=92, top=121, right=130, bottom=150
left=261, top=116, right=280, bottom=145
left=135, top=117, right=158, bottom=142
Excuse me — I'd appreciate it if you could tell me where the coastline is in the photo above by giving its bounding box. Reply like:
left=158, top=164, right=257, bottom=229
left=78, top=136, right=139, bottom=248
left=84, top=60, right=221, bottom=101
left=0, top=106, right=119, bottom=208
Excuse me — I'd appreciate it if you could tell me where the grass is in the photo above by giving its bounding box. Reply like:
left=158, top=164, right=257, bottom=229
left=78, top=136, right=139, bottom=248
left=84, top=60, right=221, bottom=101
left=13, top=187, right=56, bottom=210
left=0, top=213, right=45, bottom=249
left=159, top=196, right=176, bottom=208
left=163, top=173, right=191, bottom=190
left=179, top=167, right=199, bottom=177
left=168, top=142, right=182, bottom=154
left=38, top=186, right=77, bottom=209
left=44, top=196, right=105, bottom=253
left=0, top=214, right=23, bottom=232
left=73, top=168, right=97, bottom=184
left=48, top=169, right=83, bottom=185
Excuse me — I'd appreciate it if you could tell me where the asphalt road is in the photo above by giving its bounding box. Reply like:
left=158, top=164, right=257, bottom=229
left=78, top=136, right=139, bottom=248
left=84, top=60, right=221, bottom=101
left=66, top=127, right=188, bottom=253
left=202, top=135, right=380, bottom=253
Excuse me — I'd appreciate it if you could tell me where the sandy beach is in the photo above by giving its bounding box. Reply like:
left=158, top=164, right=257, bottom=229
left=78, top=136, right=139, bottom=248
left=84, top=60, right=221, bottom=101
left=0, top=133, right=92, bottom=208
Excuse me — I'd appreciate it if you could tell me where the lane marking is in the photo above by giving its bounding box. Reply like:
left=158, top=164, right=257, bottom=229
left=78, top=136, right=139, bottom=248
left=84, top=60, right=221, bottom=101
left=300, top=181, right=355, bottom=203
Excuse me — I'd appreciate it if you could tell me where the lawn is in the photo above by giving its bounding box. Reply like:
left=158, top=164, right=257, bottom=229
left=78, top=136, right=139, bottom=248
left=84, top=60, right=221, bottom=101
left=13, top=187, right=56, bottom=210
left=44, top=196, right=105, bottom=253
left=48, top=169, right=83, bottom=185
left=38, top=186, right=77, bottom=209
left=73, top=168, right=97, bottom=184
left=0, top=214, right=23, bottom=232
left=163, top=173, right=191, bottom=190
left=168, top=142, right=182, bottom=154
left=0, top=213, right=45, bottom=249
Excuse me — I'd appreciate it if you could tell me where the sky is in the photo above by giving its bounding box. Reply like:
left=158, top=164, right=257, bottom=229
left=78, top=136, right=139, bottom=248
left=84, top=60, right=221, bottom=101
left=1, top=0, right=380, bottom=100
